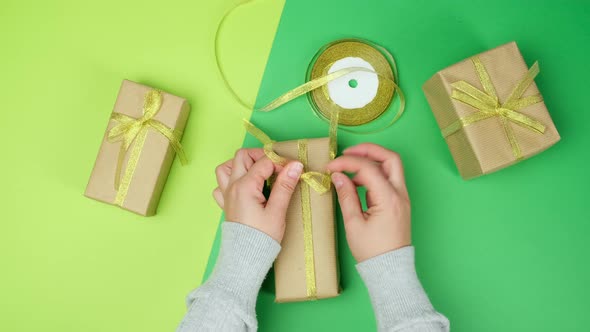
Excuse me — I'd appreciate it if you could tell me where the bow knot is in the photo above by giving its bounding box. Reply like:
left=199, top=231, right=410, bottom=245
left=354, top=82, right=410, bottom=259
left=442, top=56, right=546, bottom=160
left=243, top=120, right=332, bottom=195
left=108, top=89, right=187, bottom=199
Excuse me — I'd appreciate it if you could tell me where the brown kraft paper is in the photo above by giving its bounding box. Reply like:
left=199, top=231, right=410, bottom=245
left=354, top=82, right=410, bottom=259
left=272, top=137, right=340, bottom=302
left=85, top=80, right=190, bottom=216
left=423, top=41, right=560, bottom=179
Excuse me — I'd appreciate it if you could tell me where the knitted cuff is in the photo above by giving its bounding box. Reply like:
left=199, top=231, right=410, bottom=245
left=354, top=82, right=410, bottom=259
left=205, top=222, right=281, bottom=309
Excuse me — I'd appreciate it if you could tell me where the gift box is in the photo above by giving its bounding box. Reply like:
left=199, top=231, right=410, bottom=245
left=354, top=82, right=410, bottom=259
left=244, top=120, right=340, bottom=302
left=423, top=42, right=560, bottom=179
left=271, top=137, right=340, bottom=302
left=85, top=80, right=190, bottom=216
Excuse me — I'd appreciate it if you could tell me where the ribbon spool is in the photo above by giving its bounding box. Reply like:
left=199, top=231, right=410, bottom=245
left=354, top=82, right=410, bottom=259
left=214, top=0, right=405, bottom=134
left=306, top=39, right=403, bottom=133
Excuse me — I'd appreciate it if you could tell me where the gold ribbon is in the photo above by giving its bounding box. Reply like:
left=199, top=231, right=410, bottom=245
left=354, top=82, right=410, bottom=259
left=215, top=2, right=405, bottom=134
left=243, top=120, right=332, bottom=194
left=107, top=89, right=187, bottom=206
left=307, top=39, right=402, bottom=130
left=298, top=139, right=317, bottom=298
left=443, top=56, right=546, bottom=160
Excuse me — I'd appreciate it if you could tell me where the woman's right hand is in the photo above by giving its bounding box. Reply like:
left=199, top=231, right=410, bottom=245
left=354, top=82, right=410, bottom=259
left=327, top=143, right=411, bottom=263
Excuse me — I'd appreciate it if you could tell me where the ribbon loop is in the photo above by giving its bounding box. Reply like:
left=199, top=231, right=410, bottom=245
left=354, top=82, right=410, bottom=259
left=443, top=56, right=546, bottom=160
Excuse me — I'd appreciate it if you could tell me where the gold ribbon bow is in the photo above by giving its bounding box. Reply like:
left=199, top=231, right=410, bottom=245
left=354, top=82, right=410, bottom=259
left=243, top=120, right=332, bottom=195
left=442, top=56, right=546, bottom=160
left=108, top=89, right=187, bottom=206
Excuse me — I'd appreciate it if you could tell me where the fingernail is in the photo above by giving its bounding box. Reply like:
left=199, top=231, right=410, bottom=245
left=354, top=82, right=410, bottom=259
left=288, top=162, right=304, bottom=179
left=331, top=173, right=343, bottom=189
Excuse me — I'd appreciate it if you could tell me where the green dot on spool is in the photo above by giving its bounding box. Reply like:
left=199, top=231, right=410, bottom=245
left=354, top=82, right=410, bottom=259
left=306, top=39, right=396, bottom=126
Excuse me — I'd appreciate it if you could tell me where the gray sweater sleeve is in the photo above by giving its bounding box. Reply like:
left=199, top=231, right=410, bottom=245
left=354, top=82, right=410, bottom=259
left=356, top=246, right=450, bottom=332
left=176, top=222, right=281, bottom=332
left=177, top=223, right=449, bottom=332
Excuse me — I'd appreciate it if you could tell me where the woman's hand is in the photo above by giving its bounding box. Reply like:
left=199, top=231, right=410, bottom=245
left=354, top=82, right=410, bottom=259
left=212, top=148, right=303, bottom=243
left=327, top=143, right=411, bottom=262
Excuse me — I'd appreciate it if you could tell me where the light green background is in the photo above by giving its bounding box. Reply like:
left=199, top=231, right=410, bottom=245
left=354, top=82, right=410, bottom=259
left=204, top=0, right=590, bottom=331
left=2, top=0, right=590, bottom=331
left=0, top=0, right=283, bottom=331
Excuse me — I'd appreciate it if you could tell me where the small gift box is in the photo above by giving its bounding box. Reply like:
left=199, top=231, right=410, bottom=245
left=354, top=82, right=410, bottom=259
left=85, top=80, right=190, bottom=216
left=272, top=138, right=339, bottom=302
left=423, top=42, right=560, bottom=179
left=245, top=122, right=340, bottom=302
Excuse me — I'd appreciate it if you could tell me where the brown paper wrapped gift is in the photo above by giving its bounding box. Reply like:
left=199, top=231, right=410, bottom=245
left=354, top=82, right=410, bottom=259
left=271, top=137, right=340, bottom=302
left=85, top=80, right=190, bottom=216
left=423, top=42, right=560, bottom=179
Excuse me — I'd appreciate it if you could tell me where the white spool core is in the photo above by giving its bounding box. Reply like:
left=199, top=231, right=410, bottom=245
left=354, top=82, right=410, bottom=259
left=326, top=57, right=379, bottom=109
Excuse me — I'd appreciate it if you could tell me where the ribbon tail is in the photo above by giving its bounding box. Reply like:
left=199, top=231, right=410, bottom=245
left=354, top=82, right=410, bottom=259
left=500, top=116, right=523, bottom=160
left=114, top=142, right=127, bottom=190
left=329, top=109, right=339, bottom=160
left=502, top=109, right=546, bottom=134
left=451, top=80, right=498, bottom=106
left=243, top=120, right=288, bottom=166
left=441, top=111, right=498, bottom=138
left=147, top=120, right=189, bottom=165
left=503, top=94, right=543, bottom=111
left=472, top=56, right=498, bottom=98
left=504, top=61, right=540, bottom=105
left=243, top=119, right=273, bottom=143
left=451, top=89, right=497, bottom=113
left=114, top=127, right=149, bottom=206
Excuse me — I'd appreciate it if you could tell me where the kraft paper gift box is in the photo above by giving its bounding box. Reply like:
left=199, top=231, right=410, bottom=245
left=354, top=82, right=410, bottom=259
left=423, top=42, right=560, bottom=179
left=270, top=137, right=340, bottom=302
left=85, top=80, right=190, bottom=216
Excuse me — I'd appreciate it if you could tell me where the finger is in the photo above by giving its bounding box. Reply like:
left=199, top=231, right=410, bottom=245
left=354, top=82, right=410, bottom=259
left=237, top=148, right=266, bottom=162
left=240, top=157, right=277, bottom=194
left=266, top=161, right=303, bottom=216
left=215, top=159, right=233, bottom=191
left=229, top=148, right=266, bottom=182
left=212, top=187, right=224, bottom=208
left=327, top=155, right=394, bottom=198
left=331, top=172, right=364, bottom=225
left=343, top=143, right=407, bottom=193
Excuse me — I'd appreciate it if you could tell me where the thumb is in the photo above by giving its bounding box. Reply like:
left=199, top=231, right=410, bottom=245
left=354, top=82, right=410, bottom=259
left=331, top=172, right=364, bottom=227
left=266, top=161, right=304, bottom=216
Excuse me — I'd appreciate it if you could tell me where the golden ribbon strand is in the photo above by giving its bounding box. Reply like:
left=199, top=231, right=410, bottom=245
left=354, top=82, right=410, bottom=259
left=298, top=139, right=317, bottom=299
left=108, top=89, right=187, bottom=206
left=472, top=56, right=498, bottom=98
left=505, top=62, right=540, bottom=104
left=243, top=119, right=332, bottom=194
left=501, top=116, right=522, bottom=159
left=215, top=2, right=405, bottom=134
left=242, top=120, right=288, bottom=166
left=443, top=56, right=546, bottom=159
left=441, top=112, right=497, bottom=138
left=114, top=128, right=148, bottom=205
left=328, top=109, right=339, bottom=160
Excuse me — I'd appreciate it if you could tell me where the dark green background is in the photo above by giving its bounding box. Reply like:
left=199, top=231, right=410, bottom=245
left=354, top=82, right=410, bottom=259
left=205, top=0, right=590, bottom=331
